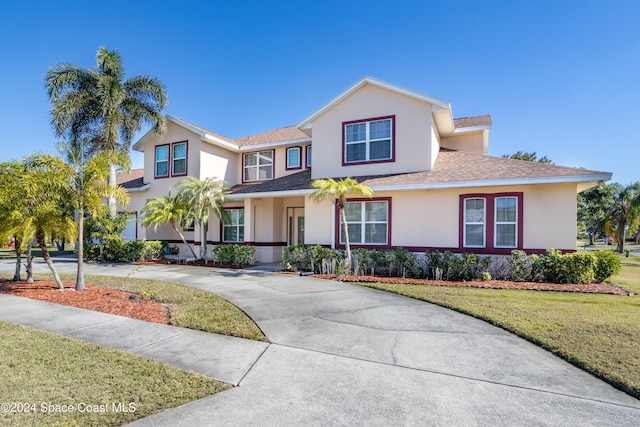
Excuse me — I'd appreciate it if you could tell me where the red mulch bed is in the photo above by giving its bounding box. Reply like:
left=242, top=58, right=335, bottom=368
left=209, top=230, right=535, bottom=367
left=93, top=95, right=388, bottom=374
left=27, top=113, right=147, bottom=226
left=0, top=280, right=171, bottom=324
left=308, top=274, right=633, bottom=296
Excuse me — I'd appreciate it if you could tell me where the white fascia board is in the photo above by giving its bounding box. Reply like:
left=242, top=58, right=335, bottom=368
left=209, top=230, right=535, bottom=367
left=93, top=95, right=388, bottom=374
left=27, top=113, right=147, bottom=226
left=453, top=125, right=492, bottom=133
left=297, top=76, right=451, bottom=130
left=132, top=128, right=156, bottom=152
left=238, top=137, right=313, bottom=152
left=202, top=133, right=241, bottom=151
left=226, top=188, right=313, bottom=201
left=369, top=173, right=613, bottom=192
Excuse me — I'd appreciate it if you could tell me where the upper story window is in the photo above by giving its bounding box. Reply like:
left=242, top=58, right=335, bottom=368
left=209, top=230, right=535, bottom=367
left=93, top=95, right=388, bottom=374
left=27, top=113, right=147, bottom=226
left=223, top=209, right=244, bottom=242
left=305, top=145, right=312, bottom=168
left=286, top=147, right=301, bottom=170
left=172, top=142, right=187, bottom=176
left=155, top=141, right=188, bottom=178
left=340, top=199, right=390, bottom=245
left=343, top=115, right=395, bottom=165
left=243, top=150, right=274, bottom=182
left=155, top=145, right=169, bottom=178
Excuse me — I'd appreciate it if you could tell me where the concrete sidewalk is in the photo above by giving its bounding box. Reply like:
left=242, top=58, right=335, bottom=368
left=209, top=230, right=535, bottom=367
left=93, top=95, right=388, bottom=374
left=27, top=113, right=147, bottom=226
left=1, top=258, right=639, bottom=426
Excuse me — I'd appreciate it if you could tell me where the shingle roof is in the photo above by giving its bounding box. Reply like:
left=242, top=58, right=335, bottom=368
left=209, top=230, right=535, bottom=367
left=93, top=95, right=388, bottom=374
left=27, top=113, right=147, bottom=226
left=116, top=169, right=147, bottom=189
left=235, top=126, right=310, bottom=147
left=453, top=115, right=492, bottom=129
left=229, top=150, right=609, bottom=195
left=169, top=116, right=234, bottom=143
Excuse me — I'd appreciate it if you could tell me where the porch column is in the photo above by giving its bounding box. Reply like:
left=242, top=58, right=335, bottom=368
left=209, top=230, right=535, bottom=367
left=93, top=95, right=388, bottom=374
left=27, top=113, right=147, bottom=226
left=243, top=198, right=254, bottom=243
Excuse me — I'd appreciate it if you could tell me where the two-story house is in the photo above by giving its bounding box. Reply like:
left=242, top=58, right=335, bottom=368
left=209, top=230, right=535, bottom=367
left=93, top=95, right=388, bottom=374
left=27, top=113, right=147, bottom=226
left=120, top=76, right=611, bottom=263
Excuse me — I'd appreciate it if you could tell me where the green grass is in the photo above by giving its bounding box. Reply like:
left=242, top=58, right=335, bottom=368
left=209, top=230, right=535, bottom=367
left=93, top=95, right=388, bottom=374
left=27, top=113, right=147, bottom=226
left=0, top=247, right=74, bottom=259
left=80, top=275, right=267, bottom=341
left=0, top=320, right=230, bottom=426
left=355, top=254, right=640, bottom=399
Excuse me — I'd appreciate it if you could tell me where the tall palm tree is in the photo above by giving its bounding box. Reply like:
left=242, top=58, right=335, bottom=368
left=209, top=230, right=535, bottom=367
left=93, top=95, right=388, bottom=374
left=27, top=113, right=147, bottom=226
left=46, top=46, right=167, bottom=214
left=141, top=195, right=199, bottom=260
left=58, top=142, right=129, bottom=290
left=310, top=177, right=373, bottom=269
left=175, top=177, right=228, bottom=261
left=609, top=182, right=640, bottom=253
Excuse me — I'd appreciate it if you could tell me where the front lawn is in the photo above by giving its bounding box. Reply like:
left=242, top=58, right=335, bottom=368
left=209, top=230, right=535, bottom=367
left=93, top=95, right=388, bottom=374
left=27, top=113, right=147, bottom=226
left=0, top=321, right=229, bottom=426
left=356, top=254, right=640, bottom=399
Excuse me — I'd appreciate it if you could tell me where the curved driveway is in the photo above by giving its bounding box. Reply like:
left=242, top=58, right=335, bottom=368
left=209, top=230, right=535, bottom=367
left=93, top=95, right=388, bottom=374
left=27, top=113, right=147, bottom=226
left=2, top=259, right=639, bottom=425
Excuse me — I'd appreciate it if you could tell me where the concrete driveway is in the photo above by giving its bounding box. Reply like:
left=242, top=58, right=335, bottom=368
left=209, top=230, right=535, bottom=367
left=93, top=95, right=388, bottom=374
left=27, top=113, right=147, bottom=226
left=1, top=258, right=639, bottom=425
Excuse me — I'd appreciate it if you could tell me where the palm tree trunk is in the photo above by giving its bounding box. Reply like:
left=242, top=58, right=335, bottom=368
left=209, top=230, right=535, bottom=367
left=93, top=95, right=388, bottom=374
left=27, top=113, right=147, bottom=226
left=200, top=222, right=206, bottom=261
left=108, top=163, right=117, bottom=217
left=12, top=235, right=21, bottom=281
left=25, top=241, right=34, bottom=283
left=341, top=207, right=352, bottom=272
left=170, top=221, right=198, bottom=259
left=616, top=221, right=626, bottom=253
left=36, top=230, right=64, bottom=289
left=76, top=207, right=85, bottom=290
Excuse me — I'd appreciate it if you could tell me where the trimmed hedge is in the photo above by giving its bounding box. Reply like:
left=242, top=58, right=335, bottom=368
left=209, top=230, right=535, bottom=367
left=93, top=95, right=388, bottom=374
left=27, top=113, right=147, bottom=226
left=212, top=244, right=255, bottom=267
left=86, top=238, right=164, bottom=262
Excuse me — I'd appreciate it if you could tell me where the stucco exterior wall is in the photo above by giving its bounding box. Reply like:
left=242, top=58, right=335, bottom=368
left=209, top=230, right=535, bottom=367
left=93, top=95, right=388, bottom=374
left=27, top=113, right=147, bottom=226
left=200, top=143, right=238, bottom=185
left=301, top=183, right=578, bottom=253
left=440, top=133, right=485, bottom=154
left=310, top=84, right=435, bottom=179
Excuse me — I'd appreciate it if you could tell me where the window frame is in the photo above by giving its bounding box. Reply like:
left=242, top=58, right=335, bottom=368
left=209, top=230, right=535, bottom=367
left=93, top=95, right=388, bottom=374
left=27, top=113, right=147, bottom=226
left=305, top=145, right=312, bottom=169
left=243, top=150, right=275, bottom=183
left=154, top=144, right=170, bottom=178
left=494, top=196, right=518, bottom=248
left=285, top=146, right=302, bottom=171
left=222, top=208, right=244, bottom=243
left=459, top=192, right=523, bottom=254
left=335, top=197, right=392, bottom=248
left=171, top=141, right=188, bottom=177
left=342, top=115, right=395, bottom=166
left=463, top=198, right=486, bottom=248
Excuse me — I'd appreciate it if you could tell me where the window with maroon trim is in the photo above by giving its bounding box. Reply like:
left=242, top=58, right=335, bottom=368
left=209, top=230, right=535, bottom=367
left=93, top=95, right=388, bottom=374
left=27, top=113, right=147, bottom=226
left=172, top=141, right=187, bottom=176
left=305, top=145, right=312, bottom=168
left=343, top=116, right=394, bottom=165
left=286, top=147, right=301, bottom=170
left=222, top=209, right=244, bottom=242
left=339, top=198, right=390, bottom=245
left=243, top=150, right=274, bottom=182
left=460, top=193, right=523, bottom=251
left=155, top=144, right=169, bottom=178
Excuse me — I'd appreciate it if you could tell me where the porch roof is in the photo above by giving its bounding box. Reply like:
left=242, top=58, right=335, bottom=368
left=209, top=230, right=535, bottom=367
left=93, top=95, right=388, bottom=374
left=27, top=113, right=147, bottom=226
left=227, top=150, right=611, bottom=199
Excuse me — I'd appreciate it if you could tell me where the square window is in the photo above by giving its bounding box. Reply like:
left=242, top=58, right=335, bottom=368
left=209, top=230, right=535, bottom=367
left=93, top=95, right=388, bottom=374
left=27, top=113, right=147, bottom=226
left=344, top=117, right=394, bottom=164
left=340, top=200, right=389, bottom=245
left=243, top=151, right=274, bottom=182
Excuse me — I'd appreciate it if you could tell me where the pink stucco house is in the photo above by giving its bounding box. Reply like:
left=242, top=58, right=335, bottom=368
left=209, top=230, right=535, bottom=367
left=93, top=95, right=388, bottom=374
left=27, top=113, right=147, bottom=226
left=119, top=77, right=611, bottom=263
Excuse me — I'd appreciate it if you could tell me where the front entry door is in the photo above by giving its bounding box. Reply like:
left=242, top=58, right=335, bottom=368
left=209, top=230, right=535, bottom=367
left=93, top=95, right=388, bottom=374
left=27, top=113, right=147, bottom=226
left=287, top=207, right=305, bottom=246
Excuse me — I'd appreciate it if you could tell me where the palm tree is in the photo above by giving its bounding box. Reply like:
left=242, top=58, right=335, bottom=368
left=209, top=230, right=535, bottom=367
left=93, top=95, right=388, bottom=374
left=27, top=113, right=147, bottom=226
left=175, top=177, right=228, bottom=261
left=609, top=182, right=640, bottom=253
left=141, top=195, right=199, bottom=260
left=19, top=154, right=77, bottom=289
left=58, top=142, right=129, bottom=290
left=46, top=46, right=168, bottom=214
left=310, top=177, right=373, bottom=269
left=0, top=160, right=31, bottom=281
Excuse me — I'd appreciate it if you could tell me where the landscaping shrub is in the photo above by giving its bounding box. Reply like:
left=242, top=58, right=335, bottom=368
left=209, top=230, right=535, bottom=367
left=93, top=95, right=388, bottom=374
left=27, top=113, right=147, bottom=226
left=424, top=250, right=490, bottom=281
left=593, top=250, right=621, bottom=282
left=282, top=244, right=345, bottom=273
left=508, top=250, right=534, bottom=282
left=212, top=244, right=255, bottom=267
left=86, top=238, right=164, bottom=262
left=535, top=249, right=595, bottom=284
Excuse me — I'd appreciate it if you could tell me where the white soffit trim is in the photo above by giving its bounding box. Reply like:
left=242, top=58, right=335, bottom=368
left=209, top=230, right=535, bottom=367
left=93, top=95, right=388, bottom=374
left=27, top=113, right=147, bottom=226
left=226, top=189, right=313, bottom=200
left=369, top=173, right=613, bottom=192
left=238, top=137, right=312, bottom=151
left=297, top=76, right=451, bottom=130
left=125, top=183, right=151, bottom=192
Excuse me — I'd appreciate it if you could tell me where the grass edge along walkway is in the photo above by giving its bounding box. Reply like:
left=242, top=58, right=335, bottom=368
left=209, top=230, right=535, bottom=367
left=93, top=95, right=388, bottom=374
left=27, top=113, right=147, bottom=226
left=355, top=255, right=640, bottom=400
left=0, top=320, right=230, bottom=427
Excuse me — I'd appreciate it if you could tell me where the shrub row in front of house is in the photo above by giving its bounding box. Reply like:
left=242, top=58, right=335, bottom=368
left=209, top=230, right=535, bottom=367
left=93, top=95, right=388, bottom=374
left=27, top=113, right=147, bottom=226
left=282, top=245, right=621, bottom=284
left=86, top=238, right=165, bottom=262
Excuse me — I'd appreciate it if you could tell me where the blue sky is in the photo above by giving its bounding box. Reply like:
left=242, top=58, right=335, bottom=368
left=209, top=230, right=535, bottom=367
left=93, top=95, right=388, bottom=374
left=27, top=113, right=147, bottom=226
left=1, top=0, right=638, bottom=184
